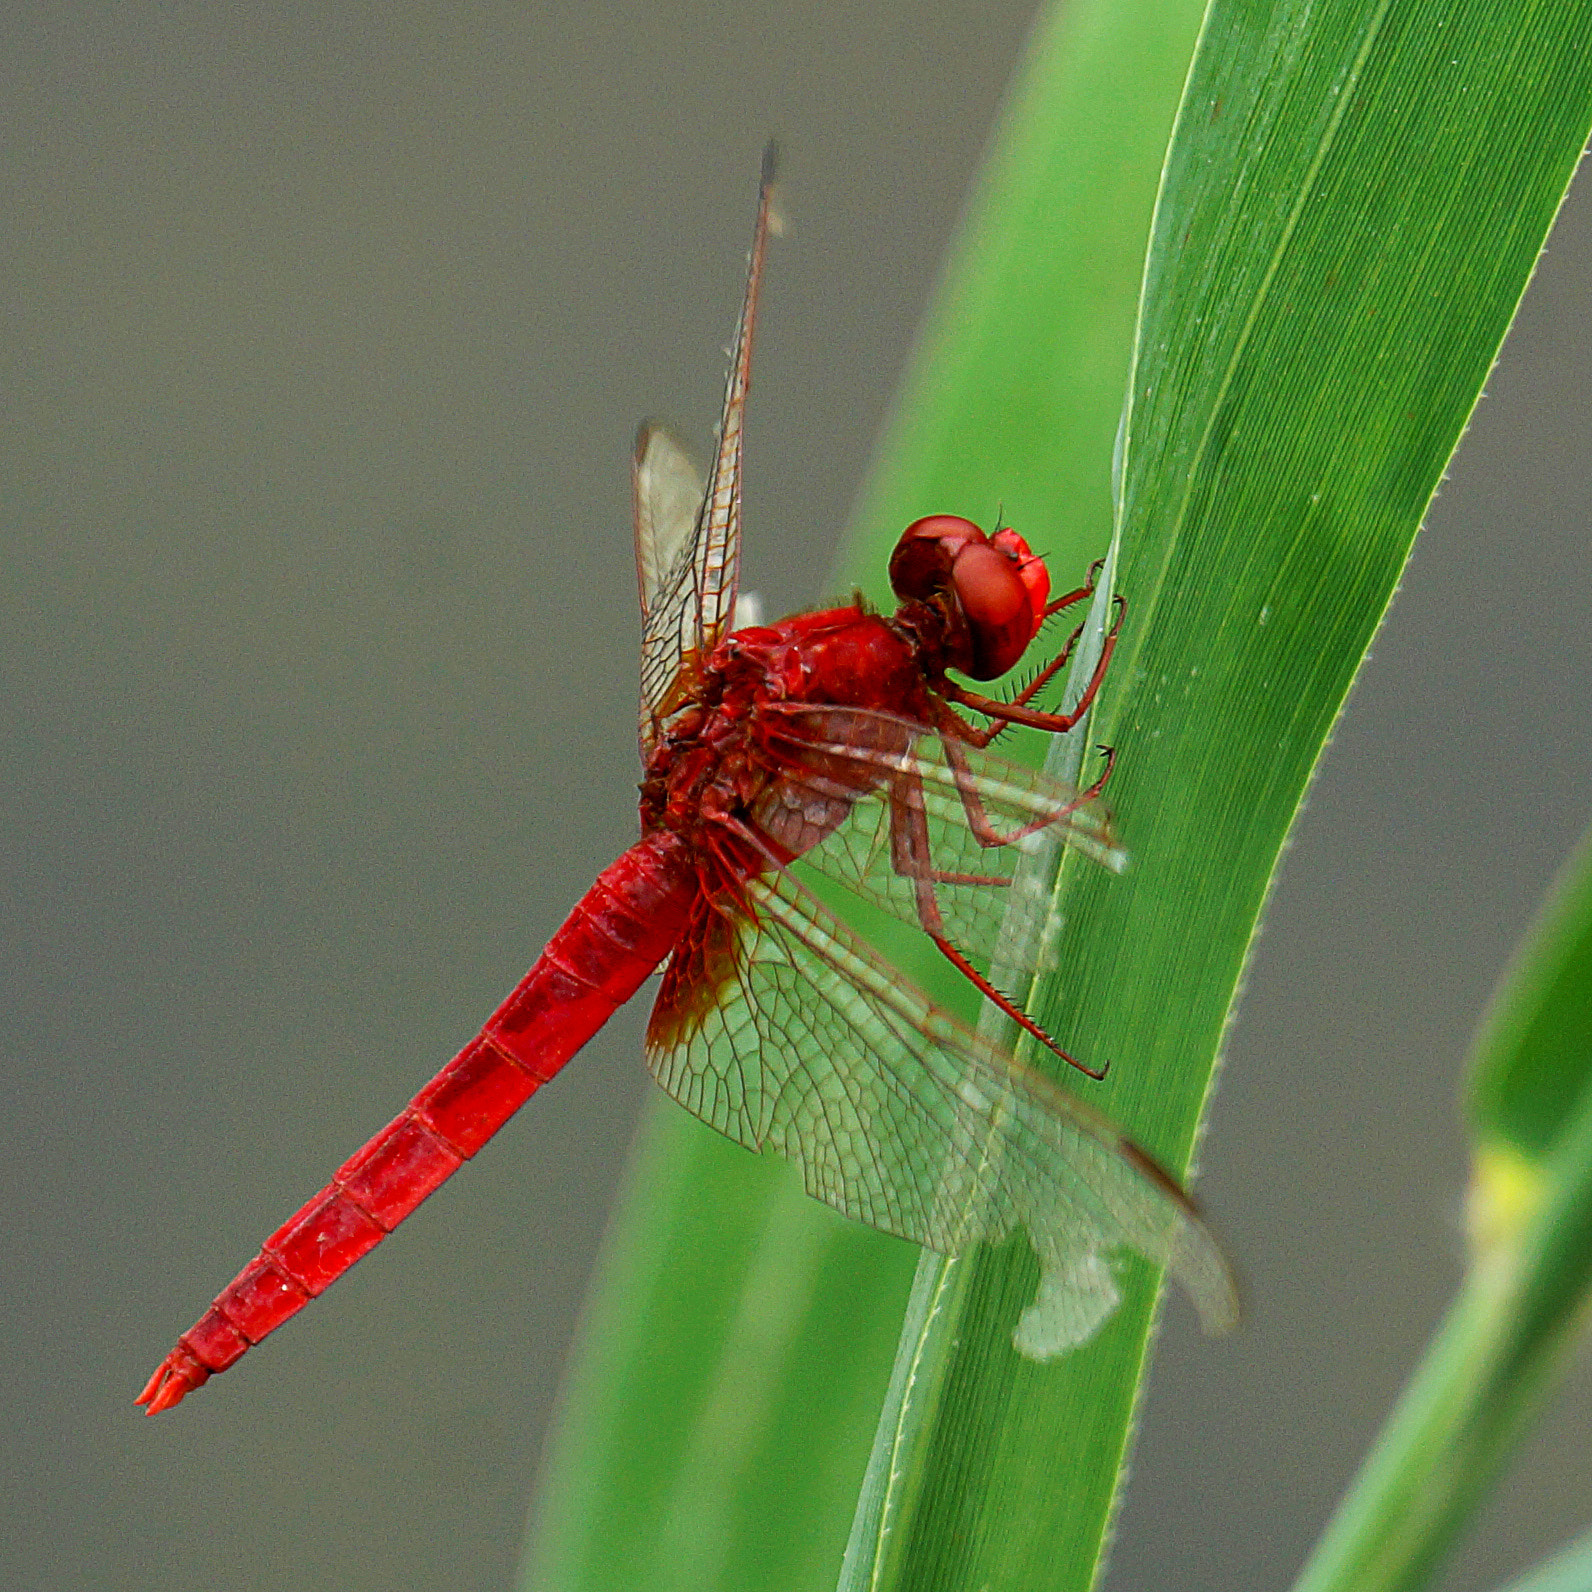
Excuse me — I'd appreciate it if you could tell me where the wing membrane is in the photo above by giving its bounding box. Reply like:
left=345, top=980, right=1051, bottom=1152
left=645, top=867, right=1236, bottom=1355
left=751, top=704, right=1125, bottom=972
left=636, top=147, right=778, bottom=752
left=633, top=425, right=706, bottom=628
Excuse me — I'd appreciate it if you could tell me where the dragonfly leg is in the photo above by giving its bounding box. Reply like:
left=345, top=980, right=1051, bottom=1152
left=948, top=592, right=1125, bottom=748
left=1075, top=743, right=1117, bottom=803
left=885, top=763, right=1107, bottom=1080
left=941, top=728, right=1057, bottom=849
left=929, top=932, right=1108, bottom=1080
left=1039, top=559, right=1106, bottom=624
left=923, top=708, right=1115, bottom=857
left=887, top=768, right=1004, bottom=923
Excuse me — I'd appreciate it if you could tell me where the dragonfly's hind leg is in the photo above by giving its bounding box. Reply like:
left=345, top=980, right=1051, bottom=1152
left=887, top=760, right=1011, bottom=891
left=929, top=933, right=1107, bottom=1081
left=884, top=763, right=1107, bottom=1080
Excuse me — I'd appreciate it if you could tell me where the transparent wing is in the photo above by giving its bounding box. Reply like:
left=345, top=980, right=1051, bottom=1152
left=637, top=146, right=779, bottom=752
left=633, top=425, right=706, bottom=627
left=749, top=704, right=1126, bottom=973
left=645, top=866, right=1237, bottom=1357
left=633, top=425, right=706, bottom=755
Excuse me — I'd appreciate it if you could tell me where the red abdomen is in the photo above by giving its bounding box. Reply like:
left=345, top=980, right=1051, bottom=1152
left=138, top=831, right=697, bottom=1413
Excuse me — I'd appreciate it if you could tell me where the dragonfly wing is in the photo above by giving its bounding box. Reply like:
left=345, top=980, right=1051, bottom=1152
left=637, top=147, right=779, bottom=751
left=634, top=425, right=706, bottom=626
left=634, top=425, right=706, bottom=755
left=645, top=866, right=1236, bottom=1356
left=752, top=704, right=1125, bottom=974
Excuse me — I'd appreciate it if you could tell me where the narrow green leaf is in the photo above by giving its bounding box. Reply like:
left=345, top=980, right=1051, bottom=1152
left=1492, top=1528, right=1592, bottom=1592
left=1292, top=824, right=1592, bottom=1592
left=1470, top=827, right=1592, bottom=1161
left=838, top=532, right=1126, bottom=1592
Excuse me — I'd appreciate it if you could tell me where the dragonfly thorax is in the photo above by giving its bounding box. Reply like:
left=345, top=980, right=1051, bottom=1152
left=638, top=605, right=936, bottom=847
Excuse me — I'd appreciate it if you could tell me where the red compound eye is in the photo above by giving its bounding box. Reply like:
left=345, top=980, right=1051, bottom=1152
left=889, top=515, right=1051, bottom=678
left=990, top=527, right=1051, bottom=632
left=888, top=515, right=986, bottom=603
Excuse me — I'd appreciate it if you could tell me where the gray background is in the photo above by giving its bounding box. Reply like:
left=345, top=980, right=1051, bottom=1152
left=5, top=5, right=1590, bottom=1591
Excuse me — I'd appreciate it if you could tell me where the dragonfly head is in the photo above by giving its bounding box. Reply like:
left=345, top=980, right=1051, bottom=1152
left=888, top=515, right=1051, bottom=679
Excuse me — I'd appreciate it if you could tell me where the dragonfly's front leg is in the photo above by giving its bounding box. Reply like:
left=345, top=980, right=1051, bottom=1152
left=885, top=763, right=1106, bottom=1080
left=949, top=590, right=1125, bottom=750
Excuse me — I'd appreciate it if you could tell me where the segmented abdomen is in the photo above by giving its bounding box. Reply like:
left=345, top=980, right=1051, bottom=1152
left=138, top=831, right=696, bottom=1412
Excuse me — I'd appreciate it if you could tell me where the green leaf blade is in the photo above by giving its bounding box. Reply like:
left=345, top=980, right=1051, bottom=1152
left=1293, top=823, right=1592, bottom=1592
left=1470, top=828, right=1592, bottom=1161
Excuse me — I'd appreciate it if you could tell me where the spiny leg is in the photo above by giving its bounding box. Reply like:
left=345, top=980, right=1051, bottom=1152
left=887, top=765, right=1008, bottom=911
left=884, top=760, right=1105, bottom=1080
left=925, top=700, right=1118, bottom=857
left=930, top=933, right=1107, bottom=1080
left=950, top=591, right=1125, bottom=749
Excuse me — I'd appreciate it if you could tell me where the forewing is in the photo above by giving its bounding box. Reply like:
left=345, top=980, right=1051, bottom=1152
left=751, top=705, right=1126, bottom=974
left=636, top=147, right=778, bottom=750
left=645, top=867, right=1236, bottom=1356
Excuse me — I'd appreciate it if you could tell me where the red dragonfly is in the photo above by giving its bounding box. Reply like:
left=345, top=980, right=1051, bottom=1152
left=139, top=152, right=1234, bottom=1415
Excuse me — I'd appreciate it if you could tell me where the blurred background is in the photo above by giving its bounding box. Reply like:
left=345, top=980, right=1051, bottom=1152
left=4, top=5, right=1590, bottom=1591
